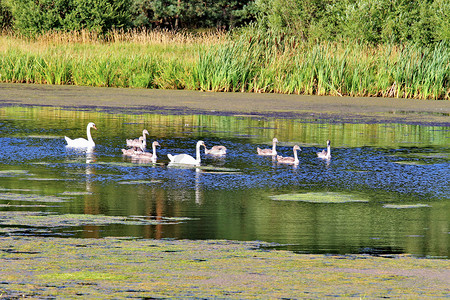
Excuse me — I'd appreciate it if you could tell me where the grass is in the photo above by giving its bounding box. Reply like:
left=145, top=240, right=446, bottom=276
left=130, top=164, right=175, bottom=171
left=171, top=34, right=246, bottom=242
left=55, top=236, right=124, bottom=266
left=0, top=29, right=448, bottom=99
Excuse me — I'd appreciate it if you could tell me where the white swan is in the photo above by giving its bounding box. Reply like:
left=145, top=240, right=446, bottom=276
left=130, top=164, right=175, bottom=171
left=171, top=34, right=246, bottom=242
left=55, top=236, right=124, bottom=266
left=277, top=145, right=301, bottom=165
left=65, top=122, right=97, bottom=148
left=131, top=141, right=160, bottom=163
left=204, top=145, right=227, bottom=156
left=257, top=138, right=278, bottom=156
left=168, top=141, right=205, bottom=165
left=317, top=140, right=331, bottom=160
left=126, top=129, right=149, bottom=150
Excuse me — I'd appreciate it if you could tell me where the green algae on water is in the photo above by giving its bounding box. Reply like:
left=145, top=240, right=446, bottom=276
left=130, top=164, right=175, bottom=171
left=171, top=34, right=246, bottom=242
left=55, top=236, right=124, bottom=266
left=0, top=193, right=71, bottom=203
left=383, top=204, right=431, bottom=209
left=270, top=192, right=369, bottom=203
left=0, top=170, right=29, bottom=177
left=0, top=211, right=193, bottom=227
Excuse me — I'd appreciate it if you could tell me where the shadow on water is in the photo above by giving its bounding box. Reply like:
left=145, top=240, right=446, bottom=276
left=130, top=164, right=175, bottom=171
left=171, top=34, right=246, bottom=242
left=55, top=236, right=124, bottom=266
left=0, top=106, right=448, bottom=257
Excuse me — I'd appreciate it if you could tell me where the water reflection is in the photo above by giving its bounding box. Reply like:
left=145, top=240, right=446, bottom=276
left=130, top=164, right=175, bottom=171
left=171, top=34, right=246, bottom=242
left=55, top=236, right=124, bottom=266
left=0, top=106, right=448, bottom=257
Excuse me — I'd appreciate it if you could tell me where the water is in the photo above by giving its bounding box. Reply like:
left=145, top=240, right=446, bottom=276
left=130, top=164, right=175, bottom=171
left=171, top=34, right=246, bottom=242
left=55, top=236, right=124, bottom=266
left=0, top=105, right=448, bottom=257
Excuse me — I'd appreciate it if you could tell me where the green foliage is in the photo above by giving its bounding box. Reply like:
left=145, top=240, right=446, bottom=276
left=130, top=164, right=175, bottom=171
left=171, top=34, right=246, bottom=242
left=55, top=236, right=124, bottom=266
left=254, top=0, right=450, bottom=45
left=4, top=0, right=132, bottom=35
left=131, top=0, right=255, bottom=29
left=0, top=0, right=12, bottom=29
left=1, top=33, right=448, bottom=99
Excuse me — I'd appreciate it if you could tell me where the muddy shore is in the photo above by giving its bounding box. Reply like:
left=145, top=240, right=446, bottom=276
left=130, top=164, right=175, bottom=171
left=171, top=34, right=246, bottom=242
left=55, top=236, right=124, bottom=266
left=1, top=83, right=449, bottom=126
left=0, top=83, right=449, bottom=298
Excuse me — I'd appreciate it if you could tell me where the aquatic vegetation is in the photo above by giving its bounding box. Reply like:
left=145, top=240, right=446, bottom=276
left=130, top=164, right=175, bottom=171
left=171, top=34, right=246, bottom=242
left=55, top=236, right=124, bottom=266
left=0, top=211, right=192, bottom=227
left=270, top=192, right=369, bottom=203
left=0, top=236, right=448, bottom=299
left=0, top=192, right=70, bottom=202
left=118, top=180, right=162, bottom=185
left=383, top=204, right=431, bottom=209
left=0, top=169, right=28, bottom=177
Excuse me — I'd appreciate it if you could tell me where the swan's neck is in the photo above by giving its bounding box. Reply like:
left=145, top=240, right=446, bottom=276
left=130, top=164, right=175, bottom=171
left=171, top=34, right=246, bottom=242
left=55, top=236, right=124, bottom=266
left=293, top=148, right=299, bottom=163
left=86, top=125, right=93, bottom=143
left=152, top=144, right=157, bottom=159
left=272, top=142, right=277, bottom=154
left=142, top=131, right=147, bottom=146
left=327, top=145, right=331, bottom=156
left=196, top=144, right=202, bottom=162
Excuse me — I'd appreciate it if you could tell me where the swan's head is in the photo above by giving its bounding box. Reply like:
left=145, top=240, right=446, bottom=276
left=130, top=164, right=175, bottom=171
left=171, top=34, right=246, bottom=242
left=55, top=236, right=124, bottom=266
left=88, top=122, right=97, bottom=130
left=153, top=141, right=160, bottom=147
left=143, top=129, right=149, bottom=135
left=273, top=138, right=278, bottom=143
left=327, top=140, right=331, bottom=146
left=197, top=141, right=205, bottom=147
left=293, top=145, right=301, bottom=151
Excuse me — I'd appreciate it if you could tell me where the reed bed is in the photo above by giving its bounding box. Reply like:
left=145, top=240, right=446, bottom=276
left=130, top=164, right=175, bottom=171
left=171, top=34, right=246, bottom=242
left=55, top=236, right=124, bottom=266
left=0, top=30, right=448, bottom=99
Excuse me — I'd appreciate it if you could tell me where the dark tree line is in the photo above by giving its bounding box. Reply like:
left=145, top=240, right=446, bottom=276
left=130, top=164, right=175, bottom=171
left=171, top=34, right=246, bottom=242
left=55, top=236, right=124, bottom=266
left=0, top=0, right=255, bottom=34
left=1, top=0, right=448, bottom=44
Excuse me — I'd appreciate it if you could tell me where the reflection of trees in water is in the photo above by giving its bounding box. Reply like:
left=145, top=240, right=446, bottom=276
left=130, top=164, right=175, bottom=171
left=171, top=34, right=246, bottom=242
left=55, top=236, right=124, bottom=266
left=2, top=106, right=448, bottom=151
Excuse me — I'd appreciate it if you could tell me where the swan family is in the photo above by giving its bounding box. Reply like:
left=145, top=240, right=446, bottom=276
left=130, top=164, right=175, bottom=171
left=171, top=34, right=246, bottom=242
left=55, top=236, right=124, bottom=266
left=65, top=122, right=331, bottom=165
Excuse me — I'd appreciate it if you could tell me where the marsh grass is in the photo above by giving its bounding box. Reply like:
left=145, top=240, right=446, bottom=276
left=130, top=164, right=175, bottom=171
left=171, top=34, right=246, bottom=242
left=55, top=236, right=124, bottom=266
left=0, top=29, right=448, bottom=99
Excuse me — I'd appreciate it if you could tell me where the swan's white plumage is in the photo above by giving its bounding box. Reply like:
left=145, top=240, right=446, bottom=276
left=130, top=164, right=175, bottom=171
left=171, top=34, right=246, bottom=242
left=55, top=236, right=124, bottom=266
left=168, top=141, right=205, bottom=166
left=65, top=122, right=97, bottom=148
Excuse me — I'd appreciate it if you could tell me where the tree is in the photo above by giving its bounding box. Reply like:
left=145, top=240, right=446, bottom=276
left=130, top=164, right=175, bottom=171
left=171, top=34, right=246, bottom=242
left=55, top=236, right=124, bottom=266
left=4, top=0, right=132, bottom=35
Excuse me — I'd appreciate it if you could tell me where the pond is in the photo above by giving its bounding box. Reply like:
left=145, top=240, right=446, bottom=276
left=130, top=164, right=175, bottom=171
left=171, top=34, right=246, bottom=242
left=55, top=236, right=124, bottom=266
left=0, top=104, right=448, bottom=257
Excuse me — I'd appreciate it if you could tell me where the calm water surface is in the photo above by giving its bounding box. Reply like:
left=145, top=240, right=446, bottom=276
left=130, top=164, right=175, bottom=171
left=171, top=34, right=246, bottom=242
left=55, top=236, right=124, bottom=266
left=0, top=105, right=448, bottom=257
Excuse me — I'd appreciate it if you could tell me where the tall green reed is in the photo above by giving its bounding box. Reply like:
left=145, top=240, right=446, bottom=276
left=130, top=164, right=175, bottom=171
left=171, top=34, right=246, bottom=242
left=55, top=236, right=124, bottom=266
left=0, top=31, right=448, bottom=99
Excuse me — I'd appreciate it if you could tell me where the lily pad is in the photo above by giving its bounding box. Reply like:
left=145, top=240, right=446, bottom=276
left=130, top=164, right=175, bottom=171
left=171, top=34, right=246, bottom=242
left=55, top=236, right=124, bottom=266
left=0, top=192, right=71, bottom=203
left=270, top=192, right=369, bottom=203
left=383, top=204, right=431, bottom=209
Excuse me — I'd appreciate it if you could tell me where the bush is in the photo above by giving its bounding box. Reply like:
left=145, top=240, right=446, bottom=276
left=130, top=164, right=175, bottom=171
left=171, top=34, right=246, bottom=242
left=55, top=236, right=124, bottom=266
left=0, top=0, right=12, bottom=30
left=4, top=0, right=133, bottom=35
left=254, top=0, right=450, bottom=45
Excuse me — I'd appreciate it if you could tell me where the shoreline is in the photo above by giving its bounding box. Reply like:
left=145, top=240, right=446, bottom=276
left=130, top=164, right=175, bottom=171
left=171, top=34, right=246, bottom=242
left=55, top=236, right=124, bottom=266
left=1, top=83, right=449, bottom=126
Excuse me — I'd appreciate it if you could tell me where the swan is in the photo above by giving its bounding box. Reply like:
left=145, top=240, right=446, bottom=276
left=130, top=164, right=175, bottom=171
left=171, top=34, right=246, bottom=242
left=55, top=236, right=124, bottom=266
left=126, top=129, right=149, bottom=150
left=204, top=145, right=227, bottom=156
left=65, top=122, right=97, bottom=148
left=131, top=141, right=160, bottom=163
left=257, top=138, right=278, bottom=156
left=168, top=141, right=205, bottom=165
left=317, top=140, right=331, bottom=160
left=122, top=137, right=145, bottom=156
left=277, top=145, right=301, bottom=165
